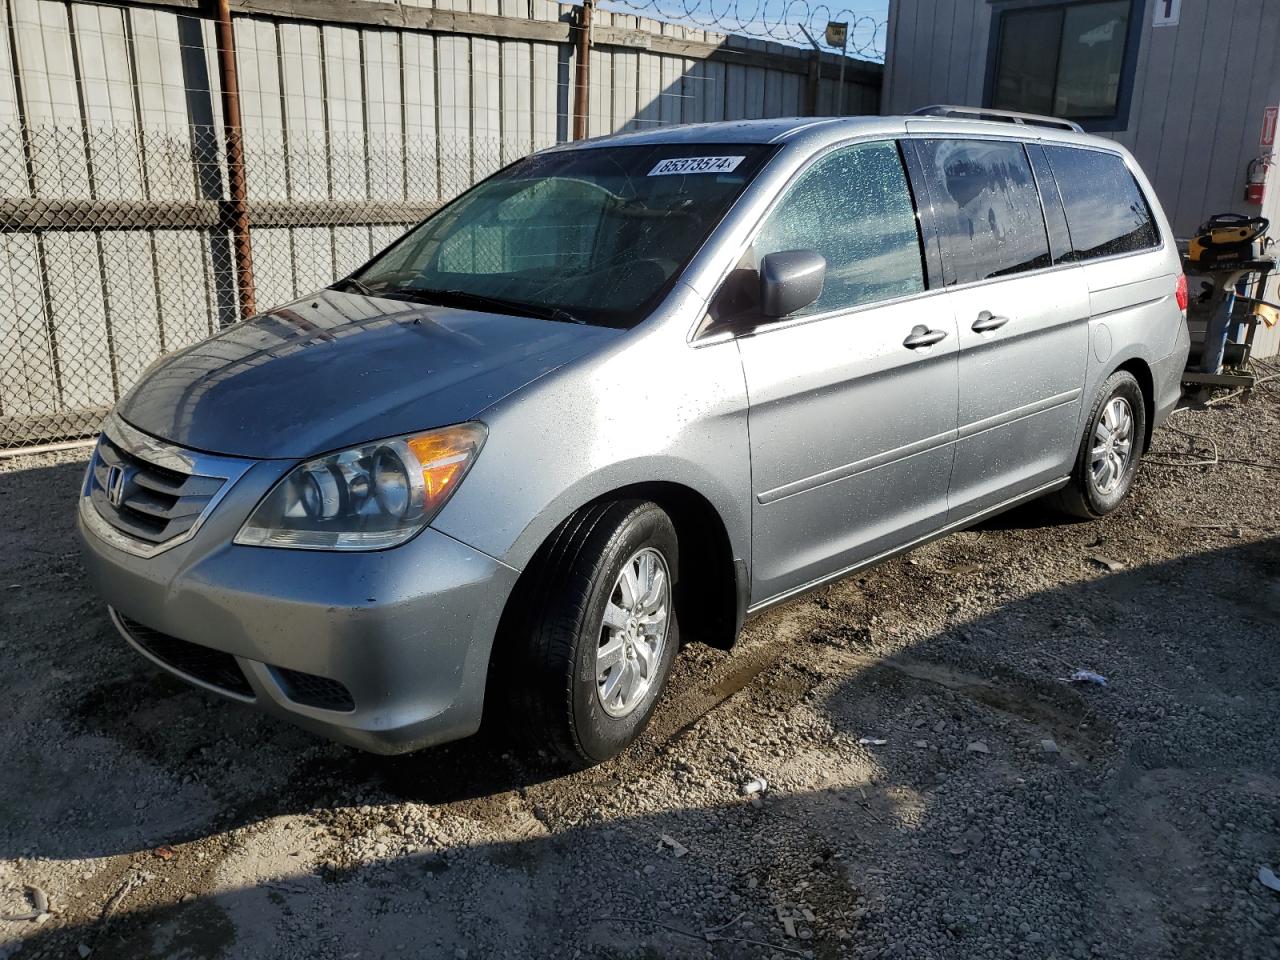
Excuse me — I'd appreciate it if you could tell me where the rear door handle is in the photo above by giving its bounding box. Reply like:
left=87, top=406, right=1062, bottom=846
left=903, top=325, right=948, bottom=349
left=972, top=311, right=1010, bottom=333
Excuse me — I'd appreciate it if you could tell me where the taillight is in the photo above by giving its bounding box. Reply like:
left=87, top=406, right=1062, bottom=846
left=1175, top=274, right=1189, bottom=312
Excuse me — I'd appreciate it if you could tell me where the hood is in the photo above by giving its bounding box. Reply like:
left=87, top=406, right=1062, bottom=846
left=116, top=290, right=623, bottom=459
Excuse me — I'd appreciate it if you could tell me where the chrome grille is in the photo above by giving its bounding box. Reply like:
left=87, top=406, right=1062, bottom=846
left=89, top=433, right=224, bottom=544
left=81, top=414, right=253, bottom=558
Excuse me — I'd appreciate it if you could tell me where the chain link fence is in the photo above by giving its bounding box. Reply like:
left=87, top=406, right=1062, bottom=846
left=0, top=121, right=498, bottom=451
left=0, top=0, right=883, bottom=453
left=602, top=0, right=887, bottom=60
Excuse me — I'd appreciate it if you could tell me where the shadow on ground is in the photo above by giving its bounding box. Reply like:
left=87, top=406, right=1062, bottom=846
left=2, top=456, right=1278, bottom=959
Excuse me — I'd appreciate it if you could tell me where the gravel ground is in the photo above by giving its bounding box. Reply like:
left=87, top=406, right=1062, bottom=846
left=1, top=382, right=1279, bottom=960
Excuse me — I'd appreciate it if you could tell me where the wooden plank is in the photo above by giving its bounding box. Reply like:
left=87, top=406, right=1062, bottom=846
left=610, top=46, right=637, bottom=132
left=153, top=229, right=218, bottom=345
left=724, top=61, right=746, bottom=120
left=471, top=33, right=501, bottom=175
left=0, top=234, right=57, bottom=418
left=402, top=31, right=439, bottom=199
left=588, top=46, right=610, bottom=136
left=99, top=231, right=162, bottom=387
left=43, top=232, right=113, bottom=408
left=72, top=4, right=144, bottom=201
left=636, top=49, right=661, bottom=128
left=658, top=54, right=681, bottom=125
left=128, top=8, right=196, bottom=201
left=780, top=70, right=801, bottom=118
left=680, top=57, right=703, bottom=125
left=530, top=39, right=560, bottom=148
left=365, top=29, right=405, bottom=199
left=763, top=67, right=782, bottom=118
left=436, top=34, right=472, bottom=194
left=370, top=223, right=408, bottom=253
left=12, top=0, right=90, bottom=198
left=279, top=21, right=327, bottom=201
left=743, top=42, right=765, bottom=119
left=323, top=26, right=366, bottom=200
left=500, top=38, right=532, bottom=157
left=702, top=59, right=725, bottom=122
left=291, top=225, right=333, bottom=296
left=332, top=224, right=373, bottom=276
left=0, top=1, right=24, bottom=191
left=234, top=17, right=287, bottom=201
left=249, top=226, right=294, bottom=309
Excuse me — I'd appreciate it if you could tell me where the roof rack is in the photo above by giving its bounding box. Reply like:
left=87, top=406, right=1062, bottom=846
left=908, top=105, right=1084, bottom=134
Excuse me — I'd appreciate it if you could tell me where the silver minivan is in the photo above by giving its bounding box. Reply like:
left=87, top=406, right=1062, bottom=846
left=78, top=110, right=1190, bottom=765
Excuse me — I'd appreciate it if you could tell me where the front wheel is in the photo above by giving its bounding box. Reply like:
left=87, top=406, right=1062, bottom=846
left=1052, top=370, right=1147, bottom=519
left=503, top=500, right=680, bottom=767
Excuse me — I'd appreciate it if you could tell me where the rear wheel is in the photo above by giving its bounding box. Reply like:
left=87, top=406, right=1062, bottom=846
left=1052, top=370, right=1146, bottom=519
left=502, top=500, right=680, bottom=767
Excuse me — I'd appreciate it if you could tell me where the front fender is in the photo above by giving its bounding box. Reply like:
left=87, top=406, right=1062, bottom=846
left=430, top=322, right=752, bottom=576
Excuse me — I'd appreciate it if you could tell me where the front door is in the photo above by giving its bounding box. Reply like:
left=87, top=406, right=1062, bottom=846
left=732, top=140, right=959, bottom=606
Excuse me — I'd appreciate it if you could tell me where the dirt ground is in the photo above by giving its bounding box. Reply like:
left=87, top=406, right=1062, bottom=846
left=2, top=380, right=1279, bottom=960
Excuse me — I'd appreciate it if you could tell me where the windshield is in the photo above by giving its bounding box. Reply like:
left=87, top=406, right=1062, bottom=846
left=348, top=144, right=776, bottom=328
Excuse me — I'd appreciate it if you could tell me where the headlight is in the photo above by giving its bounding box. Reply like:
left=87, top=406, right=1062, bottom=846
left=234, top=422, right=486, bottom=550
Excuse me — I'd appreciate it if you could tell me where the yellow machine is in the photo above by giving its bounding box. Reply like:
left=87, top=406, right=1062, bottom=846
left=1187, top=213, right=1270, bottom=268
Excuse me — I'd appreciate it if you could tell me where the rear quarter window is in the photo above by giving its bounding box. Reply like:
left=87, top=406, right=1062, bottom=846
left=1042, top=146, right=1160, bottom=261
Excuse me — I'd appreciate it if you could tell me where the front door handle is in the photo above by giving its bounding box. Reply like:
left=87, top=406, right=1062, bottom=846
left=903, top=325, right=948, bottom=349
left=972, top=310, right=1010, bottom=333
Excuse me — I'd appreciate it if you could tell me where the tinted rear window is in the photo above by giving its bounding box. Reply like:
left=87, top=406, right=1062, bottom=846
left=915, top=139, right=1052, bottom=285
left=1043, top=146, right=1160, bottom=261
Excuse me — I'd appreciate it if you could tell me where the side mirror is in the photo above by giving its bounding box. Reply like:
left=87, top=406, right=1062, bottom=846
left=758, top=249, right=826, bottom=319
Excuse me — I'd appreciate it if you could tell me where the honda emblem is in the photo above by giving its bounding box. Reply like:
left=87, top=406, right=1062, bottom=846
left=106, top=465, right=127, bottom=507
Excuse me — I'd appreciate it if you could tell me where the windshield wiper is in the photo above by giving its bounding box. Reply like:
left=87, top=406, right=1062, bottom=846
left=387, top=287, right=584, bottom=325
left=332, top=275, right=379, bottom=297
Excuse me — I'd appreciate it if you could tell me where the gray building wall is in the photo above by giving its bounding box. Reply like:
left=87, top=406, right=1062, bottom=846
left=881, top=0, right=1280, bottom=237
left=882, top=0, right=1280, bottom=358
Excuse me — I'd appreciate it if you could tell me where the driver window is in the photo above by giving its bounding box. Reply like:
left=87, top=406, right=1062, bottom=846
left=754, top=141, right=926, bottom=317
left=437, top=179, right=609, bottom=275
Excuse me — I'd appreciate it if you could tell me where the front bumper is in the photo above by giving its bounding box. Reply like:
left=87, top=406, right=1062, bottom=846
left=77, top=461, right=520, bottom=755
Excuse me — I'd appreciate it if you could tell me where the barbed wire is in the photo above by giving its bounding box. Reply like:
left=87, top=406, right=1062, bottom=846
left=600, top=0, right=887, bottom=61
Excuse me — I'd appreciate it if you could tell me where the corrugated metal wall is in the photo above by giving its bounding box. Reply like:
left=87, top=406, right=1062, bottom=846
left=881, top=0, right=1280, bottom=359
left=0, top=0, right=882, bottom=450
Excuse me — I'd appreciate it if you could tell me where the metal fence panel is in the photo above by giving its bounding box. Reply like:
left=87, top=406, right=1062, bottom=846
left=0, top=0, right=883, bottom=452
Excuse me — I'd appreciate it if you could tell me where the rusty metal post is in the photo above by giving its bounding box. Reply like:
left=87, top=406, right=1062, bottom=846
left=572, top=0, right=594, bottom=140
left=798, top=25, right=821, bottom=117
left=213, top=0, right=256, bottom=317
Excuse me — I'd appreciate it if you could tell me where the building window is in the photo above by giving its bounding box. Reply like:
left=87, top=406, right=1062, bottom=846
left=991, top=1, right=1134, bottom=122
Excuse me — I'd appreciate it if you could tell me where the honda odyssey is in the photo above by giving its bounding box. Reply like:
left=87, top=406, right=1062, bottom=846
left=78, top=110, right=1190, bottom=765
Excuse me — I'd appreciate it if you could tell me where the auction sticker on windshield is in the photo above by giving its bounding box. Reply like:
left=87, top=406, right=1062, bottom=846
left=648, top=155, right=745, bottom=176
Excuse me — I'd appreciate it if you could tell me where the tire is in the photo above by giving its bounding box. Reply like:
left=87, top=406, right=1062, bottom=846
left=501, top=499, right=680, bottom=767
left=1052, top=370, right=1147, bottom=520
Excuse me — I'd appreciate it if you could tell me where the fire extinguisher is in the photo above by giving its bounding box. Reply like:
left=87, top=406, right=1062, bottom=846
left=1245, top=155, right=1272, bottom=205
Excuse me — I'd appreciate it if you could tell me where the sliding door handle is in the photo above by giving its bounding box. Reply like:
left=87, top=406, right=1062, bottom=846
left=903, top=325, right=948, bottom=349
left=972, top=310, right=1010, bottom=333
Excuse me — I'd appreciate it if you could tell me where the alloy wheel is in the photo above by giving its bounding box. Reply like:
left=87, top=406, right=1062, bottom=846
left=595, top=547, right=671, bottom=718
left=1090, top=396, right=1135, bottom=495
